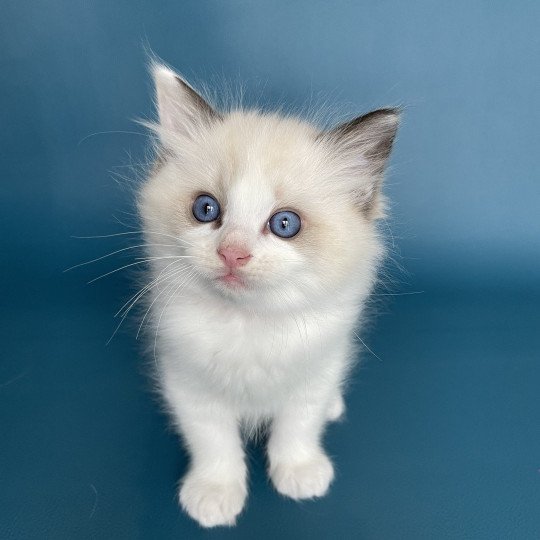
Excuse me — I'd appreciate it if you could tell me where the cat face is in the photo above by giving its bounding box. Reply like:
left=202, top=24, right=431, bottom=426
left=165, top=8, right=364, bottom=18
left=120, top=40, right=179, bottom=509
left=138, top=65, right=399, bottom=311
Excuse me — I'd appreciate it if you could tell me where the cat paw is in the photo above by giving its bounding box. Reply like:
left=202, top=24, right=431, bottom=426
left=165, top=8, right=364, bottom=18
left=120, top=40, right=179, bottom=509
left=327, top=394, right=345, bottom=421
left=270, top=452, right=334, bottom=500
left=179, top=474, right=247, bottom=528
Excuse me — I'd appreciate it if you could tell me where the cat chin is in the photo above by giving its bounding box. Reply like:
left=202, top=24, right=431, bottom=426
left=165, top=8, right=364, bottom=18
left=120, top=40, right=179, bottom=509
left=201, top=275, right=276, bottom=303
left=214, top=277, right=249, bottom=296
left=217, top=274, right=245, bottom=288
left=208, top=271, right=268, bottom=295
left=207, top=279, right=317, bottom=314
left=208, top=275, right=252, bottom=298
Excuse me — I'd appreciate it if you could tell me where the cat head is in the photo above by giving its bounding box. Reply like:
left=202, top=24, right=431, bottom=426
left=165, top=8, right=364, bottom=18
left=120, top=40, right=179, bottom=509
left=139, top=64, right=399, bottom=312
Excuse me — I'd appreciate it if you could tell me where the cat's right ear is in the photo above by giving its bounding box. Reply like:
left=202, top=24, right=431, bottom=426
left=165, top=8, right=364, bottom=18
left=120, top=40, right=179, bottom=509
left=151, top=63, right=221, bottom=144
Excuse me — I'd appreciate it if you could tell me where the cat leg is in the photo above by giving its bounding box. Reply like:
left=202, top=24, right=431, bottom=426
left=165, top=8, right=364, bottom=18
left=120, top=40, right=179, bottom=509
left=267, top=390, right=335, bottom=500
left=164, top=386, right=247, bottom=527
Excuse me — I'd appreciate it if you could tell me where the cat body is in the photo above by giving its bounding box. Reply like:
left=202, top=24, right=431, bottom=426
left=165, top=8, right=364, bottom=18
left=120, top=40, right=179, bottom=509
left=138, top=64, right=399, bottom=527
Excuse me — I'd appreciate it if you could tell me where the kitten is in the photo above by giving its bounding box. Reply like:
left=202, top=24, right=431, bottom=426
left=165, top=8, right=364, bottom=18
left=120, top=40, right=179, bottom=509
left=138, top=63, right=399, bottom=527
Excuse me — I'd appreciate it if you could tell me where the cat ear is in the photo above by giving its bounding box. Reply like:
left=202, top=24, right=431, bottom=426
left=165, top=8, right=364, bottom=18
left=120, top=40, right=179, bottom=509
left=328, top=108, right=400, bottom=218
left=151, top=63, right=220, bottom=143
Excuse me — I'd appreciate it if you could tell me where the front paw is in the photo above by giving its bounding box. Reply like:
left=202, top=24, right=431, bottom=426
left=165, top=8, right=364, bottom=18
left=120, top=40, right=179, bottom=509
left=270, top=452, right=334, bottom=500
left=179, top=472, right=247, bottom=528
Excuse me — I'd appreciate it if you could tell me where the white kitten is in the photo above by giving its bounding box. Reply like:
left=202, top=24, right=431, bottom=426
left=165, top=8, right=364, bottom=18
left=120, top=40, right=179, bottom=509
left=138, top=63, right=399, bottom=528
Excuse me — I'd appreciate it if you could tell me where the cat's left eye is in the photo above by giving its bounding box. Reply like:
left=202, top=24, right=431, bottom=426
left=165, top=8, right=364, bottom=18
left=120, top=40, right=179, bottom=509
left=268, top=210, right=301, bottom=239
left=192, top=194, right=221, bottom=223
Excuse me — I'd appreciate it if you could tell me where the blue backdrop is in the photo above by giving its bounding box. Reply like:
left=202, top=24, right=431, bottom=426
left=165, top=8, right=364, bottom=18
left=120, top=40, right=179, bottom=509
left=2, top=1, right=539, bottom=538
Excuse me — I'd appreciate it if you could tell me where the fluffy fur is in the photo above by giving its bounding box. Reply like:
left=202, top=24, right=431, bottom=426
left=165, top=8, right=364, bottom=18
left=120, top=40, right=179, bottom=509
left=138, top=63, right=399, bottom=527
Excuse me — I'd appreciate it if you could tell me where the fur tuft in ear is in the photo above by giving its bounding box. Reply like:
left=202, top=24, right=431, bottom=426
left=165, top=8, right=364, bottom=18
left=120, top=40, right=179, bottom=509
left=151, top=63, right=221, bottom=144
left=327, top=108, right=400, bottom=218
left=331, top=108, right=400, bottom=173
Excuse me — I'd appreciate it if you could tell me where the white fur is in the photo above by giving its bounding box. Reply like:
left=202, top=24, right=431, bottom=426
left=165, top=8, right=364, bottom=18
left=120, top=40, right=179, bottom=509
left=137, top=63, right=398, bottom=527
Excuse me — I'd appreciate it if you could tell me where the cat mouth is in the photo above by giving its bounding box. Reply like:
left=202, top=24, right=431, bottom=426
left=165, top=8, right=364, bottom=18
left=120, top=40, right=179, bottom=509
left=217, top=272, right=245, bottom=288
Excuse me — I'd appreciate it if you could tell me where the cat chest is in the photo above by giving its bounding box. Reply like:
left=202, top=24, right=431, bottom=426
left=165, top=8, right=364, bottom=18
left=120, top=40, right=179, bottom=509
left=181, top=313, right=320, bottom=366
left=164, top=306, right=337, bottom=394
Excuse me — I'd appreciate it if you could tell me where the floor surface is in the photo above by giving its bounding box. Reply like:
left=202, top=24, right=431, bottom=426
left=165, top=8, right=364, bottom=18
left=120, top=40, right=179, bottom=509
left=2, top=274, right=539, bottom=539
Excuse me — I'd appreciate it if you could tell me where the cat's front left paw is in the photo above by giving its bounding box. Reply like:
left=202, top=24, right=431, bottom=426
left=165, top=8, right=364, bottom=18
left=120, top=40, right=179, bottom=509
left=270, top=452, right=334, bottom=500
left=179, top=473, right=247, bottom=528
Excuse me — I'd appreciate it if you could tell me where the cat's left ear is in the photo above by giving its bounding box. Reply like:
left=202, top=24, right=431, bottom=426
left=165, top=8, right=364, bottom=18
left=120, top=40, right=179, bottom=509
left=327, top=108, right=400, bottom=219
left=151, top=63, right=221, bottom=145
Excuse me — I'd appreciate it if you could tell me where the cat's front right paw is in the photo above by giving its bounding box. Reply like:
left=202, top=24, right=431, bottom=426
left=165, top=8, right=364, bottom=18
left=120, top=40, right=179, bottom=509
left=270, top=452, right=334, bottom=500
left=179, top=473, right=247, bottom=528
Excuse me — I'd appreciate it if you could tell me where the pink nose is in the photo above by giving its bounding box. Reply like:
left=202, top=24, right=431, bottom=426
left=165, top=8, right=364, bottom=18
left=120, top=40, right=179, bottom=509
left=218, top=246, right=252, bottom=269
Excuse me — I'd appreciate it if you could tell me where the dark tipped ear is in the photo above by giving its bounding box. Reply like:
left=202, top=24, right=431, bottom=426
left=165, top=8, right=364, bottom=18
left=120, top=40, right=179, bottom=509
left=326, top=108, right=400, bottom=218
left=152, top=63, right=220, bottom=141
left=330, top=108, right=400, bottom=174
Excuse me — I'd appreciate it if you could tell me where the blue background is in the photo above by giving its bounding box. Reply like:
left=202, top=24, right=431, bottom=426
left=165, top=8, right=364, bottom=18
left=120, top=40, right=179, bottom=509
left=1, top=1, right=539, bottom=538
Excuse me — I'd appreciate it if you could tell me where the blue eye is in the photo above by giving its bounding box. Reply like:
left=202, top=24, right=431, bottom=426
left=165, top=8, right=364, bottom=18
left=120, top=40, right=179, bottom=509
left=192, top=194, right=220, bottom=222
left=269, top=210, right=301, bottom=238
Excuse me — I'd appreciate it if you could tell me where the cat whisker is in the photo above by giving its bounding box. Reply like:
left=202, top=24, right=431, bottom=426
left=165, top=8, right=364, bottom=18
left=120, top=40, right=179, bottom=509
left=353, top=332, right=382, bottom=362
left=87, top=259, right=154, bottom=283
left=103, top=215, right=196, bottom=247
left=87, top=256, right=193, bottom=284
left=64, top=243, right=184, bottom=272
left=114, top=264, right=178, bottom=319
left=373, top=290, right=424, bottom=297
left=152, top=270, right=198, bottom=360
left=134, top=255, right=194, bottom=261
left=136, top=268, right=189, bottom=338
left=116, top=260, right=190, bottom=319
left=77, top=130, right=148, bottom=147
left=71, top=230, right=183, bottom=242
left=107, top=262, right=192, bottom=344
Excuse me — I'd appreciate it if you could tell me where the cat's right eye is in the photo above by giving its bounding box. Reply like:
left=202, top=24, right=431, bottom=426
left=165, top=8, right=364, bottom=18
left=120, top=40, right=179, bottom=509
left=192, top=194, right=221, bottom=223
